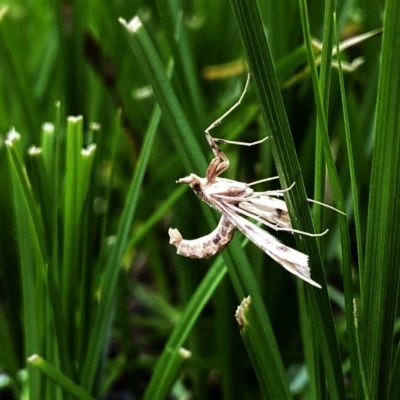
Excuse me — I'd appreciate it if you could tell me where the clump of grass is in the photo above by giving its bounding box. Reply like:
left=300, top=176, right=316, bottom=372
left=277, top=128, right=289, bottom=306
left=1, top=1, right=397, bottom=399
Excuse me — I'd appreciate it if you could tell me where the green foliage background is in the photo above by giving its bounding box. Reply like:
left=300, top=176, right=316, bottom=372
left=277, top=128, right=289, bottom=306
left=0, top=0, right=398, bottom=399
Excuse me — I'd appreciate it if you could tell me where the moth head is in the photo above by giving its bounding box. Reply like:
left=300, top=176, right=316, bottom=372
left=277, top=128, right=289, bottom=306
left=177, top=174, right=202, bottom=193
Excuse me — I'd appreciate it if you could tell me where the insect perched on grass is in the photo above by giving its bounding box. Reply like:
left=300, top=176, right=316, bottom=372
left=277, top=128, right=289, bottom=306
left=169, top=74, right=339, bottom=288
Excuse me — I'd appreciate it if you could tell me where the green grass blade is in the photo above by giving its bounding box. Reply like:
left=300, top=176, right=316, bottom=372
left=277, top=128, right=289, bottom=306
left=26, top=147, right=53, bottom=247
left=62, top=116, right=86, bottom=331
left=361, top=0, right=400, bottom=396
left=229, top=0, right=346, bottom=397
left=334, top=14, right=365, bottom=398
left=310, top=4, right=334, bottom=397
left=297, top=1, right=358, bottom=397
left=219, top=239, right=292, bottom=399
left=6, top=132, right=42, bottom=399
left=5, top=132, right=49, bottom=263
left=28, top=355, right=95, bottom=400
left=235, top=296, right=287, bottom=399
left=40, top=123, right=55, bottom=182
left=334, top=23, right=365, bottom=282
left=78, top=144, right=97, bottom=209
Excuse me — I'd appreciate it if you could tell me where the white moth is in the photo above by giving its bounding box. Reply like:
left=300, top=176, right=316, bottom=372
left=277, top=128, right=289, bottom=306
left=169, top=74, right=330, bottom=288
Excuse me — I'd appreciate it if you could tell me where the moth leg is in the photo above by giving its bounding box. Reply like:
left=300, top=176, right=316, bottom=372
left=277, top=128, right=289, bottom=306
left=213, top=136, right=268, bottom=147
left=204, top=74, right=251, bottom=181
left=206, top=157, right=230, bottom=182
left=251, top=182, right=296, bottom=198
left=203, top=74, right=269, bottom=182
left=247, top=176, right=280, bottom=186
left=204, top=73, right=251, bottom=167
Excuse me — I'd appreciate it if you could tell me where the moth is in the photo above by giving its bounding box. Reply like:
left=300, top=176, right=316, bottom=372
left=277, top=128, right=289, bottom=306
left=169, top=74, right=336, bottom=288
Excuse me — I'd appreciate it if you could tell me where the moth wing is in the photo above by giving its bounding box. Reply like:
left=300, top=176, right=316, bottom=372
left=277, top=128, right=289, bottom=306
left=222, top=206, right=321, bottom=288
left=238, top=195, right=292, bottom=230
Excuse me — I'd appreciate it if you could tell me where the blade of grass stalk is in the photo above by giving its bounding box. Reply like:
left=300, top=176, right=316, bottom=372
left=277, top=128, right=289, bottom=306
left=218, top=237, right=292, bottom=399
left=298, top=1, right=357, bottom=397
left=62, top=116, right=98, bottom=362
left=121, top=15, right=293, bottom=398
left=7, top=133, right=41, bottom=399
left=78, top=144, right=97, bottom=207
left=361, top=0, right=400, bottom=396
left=28, top=355, right=95, bottom=400
left=6, top=132, right=49, bottom=262
left=44, top=103, right=76, bottom=382
left=235, top=296, right=285, bottom=399
left=40, top=123, right=55, bottom=188
left=311, top=3, right=334, bottom=396
left=27, top=147, right=53, bottom=247
left=229, top=0, right=346, bottom=398
left=52, top=102, right=62, bottom=284
left=15, top=204, right=42, bottom=399
left=76, top=137, right=102, bottom=371
left=334, top=20, right=365, bottom=287
left=334, top=15, right=365, bottom=398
